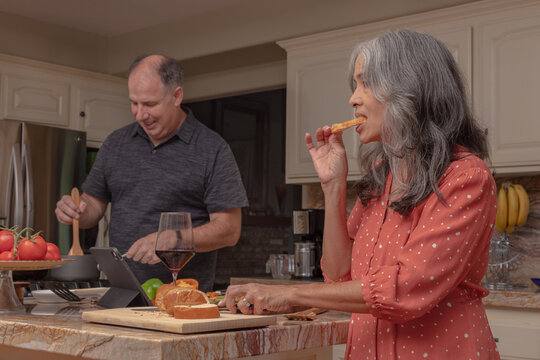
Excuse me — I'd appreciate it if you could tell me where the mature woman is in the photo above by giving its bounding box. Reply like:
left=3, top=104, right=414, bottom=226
left=221, top=29, right=500, bottom=359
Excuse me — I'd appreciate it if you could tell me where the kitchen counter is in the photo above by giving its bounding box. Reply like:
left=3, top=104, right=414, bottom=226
left=231, top=277, right=540, bottom=310
left=0, top=301, right=349, bottom=360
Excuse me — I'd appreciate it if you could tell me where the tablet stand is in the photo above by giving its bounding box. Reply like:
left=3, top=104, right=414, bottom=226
left=98, top=287, right=147, bottom=308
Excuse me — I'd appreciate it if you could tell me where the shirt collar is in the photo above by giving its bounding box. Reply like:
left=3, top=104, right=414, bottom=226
left=131, top=105, right=196, bottom=145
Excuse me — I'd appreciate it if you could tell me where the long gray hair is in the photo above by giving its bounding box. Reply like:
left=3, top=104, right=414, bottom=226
left=350, top=29, right=489, bottom=215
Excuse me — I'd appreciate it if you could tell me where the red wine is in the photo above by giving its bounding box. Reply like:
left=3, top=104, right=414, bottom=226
left=155, top=250, right=194, bottom=272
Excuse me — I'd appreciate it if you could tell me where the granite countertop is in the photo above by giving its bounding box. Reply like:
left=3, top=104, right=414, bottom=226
left=0, top=302, right=349, bottom=360
left=231, top=277, right=540, bottom=310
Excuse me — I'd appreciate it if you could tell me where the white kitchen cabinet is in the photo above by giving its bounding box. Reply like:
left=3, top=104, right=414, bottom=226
left=0, top=53, right=131, bottom=147
left=71, top=82, right=132, bottom=148
left=0, top=61, right=71, bottom=127
left=279, top=0, right=540, bottom=184
left=486, top=307, right=540, bottom=360
left=474, top=3, right=540, bottom=175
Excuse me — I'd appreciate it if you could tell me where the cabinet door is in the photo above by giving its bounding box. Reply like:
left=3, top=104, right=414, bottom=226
left=73, top=84, right=132, bottom=147
left=486, top=308, right=540, bottom=360
left=0, top=71, right=70, bottom=127
left=475, top=9, right=540, bottom=174
left=285, top=48, right=356, bottom=184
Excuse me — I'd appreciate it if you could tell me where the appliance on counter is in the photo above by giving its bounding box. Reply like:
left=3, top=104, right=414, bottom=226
left=0, top=119, right=88, bottom=255
left=292, top=209, right=324, bottom=278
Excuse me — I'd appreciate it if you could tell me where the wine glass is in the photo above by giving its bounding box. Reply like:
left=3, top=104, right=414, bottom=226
left=155, top=212, right=195, bottom=285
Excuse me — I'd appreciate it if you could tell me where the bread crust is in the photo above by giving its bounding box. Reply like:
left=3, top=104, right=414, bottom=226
left=331, top=117, right=366, bottom=133
left=173, top=303, right=220, bottom=319
left=163, top=288, right=209, bottom=315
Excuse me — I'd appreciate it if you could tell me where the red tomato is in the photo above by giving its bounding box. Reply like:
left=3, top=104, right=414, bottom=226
left=44, top=242, right=61, bottom=260
left=17, top=235, right=47, bottom=260
left=0, top=230, right=15, bottom=253
left=0, top=249, right=15, bottom=261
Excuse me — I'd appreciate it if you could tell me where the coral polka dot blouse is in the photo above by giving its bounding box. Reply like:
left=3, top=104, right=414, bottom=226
left=325, top=152, right=500, bottom=359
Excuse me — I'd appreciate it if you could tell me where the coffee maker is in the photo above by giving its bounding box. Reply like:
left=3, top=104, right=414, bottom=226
left=292, top=209, right=324, bottom=278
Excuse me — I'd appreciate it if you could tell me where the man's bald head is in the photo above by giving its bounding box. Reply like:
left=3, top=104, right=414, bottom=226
left=128, top=54, right=184, bottom=91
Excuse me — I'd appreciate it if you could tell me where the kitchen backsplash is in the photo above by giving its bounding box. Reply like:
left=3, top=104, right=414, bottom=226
left=302, top=175, right=540, bottom=290
left=214, top=223, right=291, bottom=289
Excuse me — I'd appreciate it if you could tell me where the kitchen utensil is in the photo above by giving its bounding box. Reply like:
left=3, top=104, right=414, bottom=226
left=82, top=307, right=277, bottom=334
left=265, top=254, right=294, bottom=279
left=43, top=282, right=83, bottom=302
left=294, top=242, right=316, bottom=278
left=48, top=254, right=100, bottom=281
left=68, top=187, right=83, bottom=256
left=32, top=287, right=109, bottom=303
left=284, top=307, right=328, bottom=321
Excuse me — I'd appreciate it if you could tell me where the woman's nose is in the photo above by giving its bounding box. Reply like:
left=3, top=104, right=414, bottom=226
left=349, top=90, right=361, bottom=108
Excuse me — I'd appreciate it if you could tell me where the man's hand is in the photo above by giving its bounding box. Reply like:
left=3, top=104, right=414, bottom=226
left=126, top=233, right=161, bottom=264
left=55, top=192, right=106, bottom=229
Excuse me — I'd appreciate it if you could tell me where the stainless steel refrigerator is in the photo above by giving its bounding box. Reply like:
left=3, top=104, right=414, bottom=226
left=0, top=119, right=86, bottom=254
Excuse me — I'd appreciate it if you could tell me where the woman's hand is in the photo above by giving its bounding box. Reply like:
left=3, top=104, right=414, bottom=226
left=305, top=126, right=348, bottom=186
left=218, top=283, right=293, bottom=315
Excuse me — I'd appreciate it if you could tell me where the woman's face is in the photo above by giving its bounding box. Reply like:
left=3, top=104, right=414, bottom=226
left=349, top=57, right=385, bottom=144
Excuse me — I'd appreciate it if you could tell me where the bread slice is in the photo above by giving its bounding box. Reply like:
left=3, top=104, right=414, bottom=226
left=163, top=288, right=209, bottom=315
left=331, top=117, right=367, bottom=133
left=173, top=303, right=220, bottom=319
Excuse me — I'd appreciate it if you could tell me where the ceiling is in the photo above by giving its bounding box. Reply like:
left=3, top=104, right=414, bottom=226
left=0, top=0, right=253, bottom=37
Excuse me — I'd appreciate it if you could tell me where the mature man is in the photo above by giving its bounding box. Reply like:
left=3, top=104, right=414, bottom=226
left=55, top=55, right=248, bottom=291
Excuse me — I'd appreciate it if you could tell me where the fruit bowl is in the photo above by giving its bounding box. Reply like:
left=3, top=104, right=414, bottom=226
left=531, top=278, right=540, bottom=287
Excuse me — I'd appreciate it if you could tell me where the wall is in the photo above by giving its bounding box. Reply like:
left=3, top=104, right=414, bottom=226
left=302, top=175, right=540, bottom=290
left=0, top=0, right=480, bottom=76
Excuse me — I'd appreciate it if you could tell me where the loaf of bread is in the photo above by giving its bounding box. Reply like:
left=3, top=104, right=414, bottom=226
left=173, top=303, right=220, bottom=319
left=154, top=283, right=176, bottom=311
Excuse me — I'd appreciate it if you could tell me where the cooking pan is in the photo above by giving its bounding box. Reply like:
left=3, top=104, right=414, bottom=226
left=48, top=254, right=100, bottom=281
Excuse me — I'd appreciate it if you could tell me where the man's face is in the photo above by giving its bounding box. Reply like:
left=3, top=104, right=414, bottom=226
left=128, top=67, right=183, bottom=145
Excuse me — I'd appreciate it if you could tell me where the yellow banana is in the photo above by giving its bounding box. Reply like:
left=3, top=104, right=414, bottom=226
left=506, top=184, right=519, bottom=231
left=495, top=185, right=508, bottom=234
left=513, top=184, right=530, bottom=227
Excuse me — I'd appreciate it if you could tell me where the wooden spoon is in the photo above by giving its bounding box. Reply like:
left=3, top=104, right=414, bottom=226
left=68, top=187, right=84, bottom=256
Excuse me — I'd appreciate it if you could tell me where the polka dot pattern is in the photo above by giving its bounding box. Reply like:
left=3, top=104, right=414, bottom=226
left=330, top=153, right=501, bottom=359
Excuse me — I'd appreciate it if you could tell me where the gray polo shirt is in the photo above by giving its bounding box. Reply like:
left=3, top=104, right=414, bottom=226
left=83, top=107, right=248, bottom=291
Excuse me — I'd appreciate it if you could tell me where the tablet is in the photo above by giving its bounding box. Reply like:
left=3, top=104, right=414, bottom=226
left=90, top=247, right=153, bottom=308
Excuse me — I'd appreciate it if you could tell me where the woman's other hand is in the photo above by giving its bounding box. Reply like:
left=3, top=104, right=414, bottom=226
left=305, top=126, right=348, bottom=186
left=218, top=283, right=292, bottom=315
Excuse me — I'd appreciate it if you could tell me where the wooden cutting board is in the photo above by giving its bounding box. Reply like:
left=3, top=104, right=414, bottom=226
left=82, top=307, right=276, bottom=334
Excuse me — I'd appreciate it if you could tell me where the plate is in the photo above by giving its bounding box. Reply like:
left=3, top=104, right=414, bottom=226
left=0, top=259, right=75, bottom=271
left=31, top=287, right=109, bottom=303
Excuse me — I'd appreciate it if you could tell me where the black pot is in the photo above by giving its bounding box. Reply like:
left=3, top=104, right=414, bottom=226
left=48, top=254, right=100, bottom=281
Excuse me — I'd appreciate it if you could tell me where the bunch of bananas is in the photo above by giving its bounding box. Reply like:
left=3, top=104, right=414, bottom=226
left=495, top=183, right=530, bottom=234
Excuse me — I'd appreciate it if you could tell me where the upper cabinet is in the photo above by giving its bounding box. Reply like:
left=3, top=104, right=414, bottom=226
left=71, top=82, right=132, bottom=148
left=474, top=4, right=540, bottom=174
left=279, top=0, right=540, bottom=184
left=0, top=54, right=132, bottom=148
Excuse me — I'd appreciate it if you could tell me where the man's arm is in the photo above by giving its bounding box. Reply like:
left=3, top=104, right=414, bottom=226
left=126, top=207, right=242, bottom=263
left=192, top=208, right=242, bottom=252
